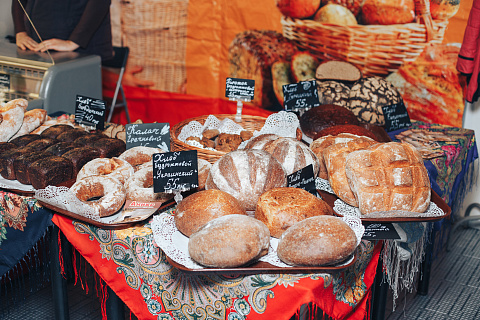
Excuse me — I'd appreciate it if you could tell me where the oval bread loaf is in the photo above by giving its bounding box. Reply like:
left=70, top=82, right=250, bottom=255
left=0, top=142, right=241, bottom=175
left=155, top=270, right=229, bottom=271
left=277, top=215, right=357, bottom=266
left=175, top=189, right=246, bottom=237
left=188, top=214, right=270, bottom=268
left=205, top=149, right=287, bottom=210
left=255, top=187, right=333, bottom=238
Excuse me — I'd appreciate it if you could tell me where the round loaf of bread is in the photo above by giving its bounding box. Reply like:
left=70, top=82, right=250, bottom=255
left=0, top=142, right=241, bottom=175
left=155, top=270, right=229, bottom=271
left=197, top=158, right=211, bottom=190
left=243, top=133, right=279, bottom=150
left=255, top=187, right=333, bottom=238
left=259, top=137, right=320, bottom=176
left=205, top=150, right=287, bottom=210
left=316, top=80, right=350, bottom=108
left=118, top=146, right=164, bottom=171
left=188, top=214, right=270, bottom=268
left=277, top=215, right=357, bottom=266
left=175, top=189, right=246, bottom=237
left=299, top=104, right=360, bottom=140
left=346, top=76, right=403, bottom=125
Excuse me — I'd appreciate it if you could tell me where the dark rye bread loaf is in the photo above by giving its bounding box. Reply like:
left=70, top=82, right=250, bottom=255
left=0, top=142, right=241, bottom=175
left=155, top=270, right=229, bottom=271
left=91, top=138, right=126, bottom=158
left=28, top=156, right=74, bottom=190
left=73, top=132, right=107, bottom=146
left=8, top=134, right=43, bottom=147
left=62, top=147, right=101, bottom=176
left=0, top=147, right=29, bottom=180
left=56, top=128, right=89, bottom=143
left=277, top=215, right=357, bottom=266
left=45, top=142, right=83, bottom=156
left=300, top=104, right=360, bottom=140
left=175, top=189, right=246, bottom=237
left=23, top=138, right=58, bottom=151
left=188, top=214, right=270, bottom=268
left=14, top=150, right=53, bottom=185
left=40, top=124, right=75, bottom=139
left=205, top=150, right=287, bottom=211
left=255, top=187, right=334, bottom=238
left=228, top=30, right=297, bottom=109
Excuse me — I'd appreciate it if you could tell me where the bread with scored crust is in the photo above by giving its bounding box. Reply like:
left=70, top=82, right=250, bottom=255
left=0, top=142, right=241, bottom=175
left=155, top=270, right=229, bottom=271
left=345, top=142, right=431, bottom=214
left=255, top=187, right=333, bottom=238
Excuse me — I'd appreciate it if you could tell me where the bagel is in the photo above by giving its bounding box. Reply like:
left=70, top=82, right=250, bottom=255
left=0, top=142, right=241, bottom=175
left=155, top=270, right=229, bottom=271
left=124, top=166, right=173, bottom=203
left=76, top=157, right=134, bottom=184
left=118, top=146, right=165, bottom=171
left=70, top=175, right=126, bottom=217
left=0, top=106, right=25, bottom=142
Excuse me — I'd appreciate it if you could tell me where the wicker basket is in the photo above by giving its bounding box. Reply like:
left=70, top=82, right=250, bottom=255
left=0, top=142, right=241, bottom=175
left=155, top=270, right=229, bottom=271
left=170, top=114, right=268, bottom=164
left=120, top=0, right=188, bottom=92
left=281, top=0, right=449, bottom=76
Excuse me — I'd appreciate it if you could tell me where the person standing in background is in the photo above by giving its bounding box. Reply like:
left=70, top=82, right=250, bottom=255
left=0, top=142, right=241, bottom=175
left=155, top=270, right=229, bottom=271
left=12, top=0, right=113, bottom=61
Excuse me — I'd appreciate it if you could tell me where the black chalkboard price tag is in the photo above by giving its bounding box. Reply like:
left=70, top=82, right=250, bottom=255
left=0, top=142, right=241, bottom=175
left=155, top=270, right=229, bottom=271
left=125, top=123, right=170, bottom=151
left=382, top=101, right=412, bottom=132
left=153, top=150, right=199, bottom=193
left=287, top=164, right=318, bottom=196
left=0, top=74, right=10, bottom=92
left=225, top=77, right=255, bottom=100
left=283, top=80, right=319, bottom=112
left=361, top=223, right=400, bottom=240
left=74, top=95, right=106, bottom=130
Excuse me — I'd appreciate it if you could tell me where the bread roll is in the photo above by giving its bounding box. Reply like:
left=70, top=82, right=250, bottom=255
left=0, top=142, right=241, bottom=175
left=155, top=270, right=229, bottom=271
left=175, top=189, right=246, bottom=237
left=197, top=158, right=211, bottom=190
left=277, top=215, right=357, bottom=266
left=206, top=150, right=287, bottom=211
left=345, top=142, right=431, bottom=214
left=188, top=214, right=270, bottom=268
left=323, top=136, right=378, bottom=206
left=255, top=187, right=333, bottom=238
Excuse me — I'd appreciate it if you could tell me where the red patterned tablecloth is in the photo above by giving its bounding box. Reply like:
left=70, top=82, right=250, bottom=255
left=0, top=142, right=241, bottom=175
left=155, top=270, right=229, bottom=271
left=52, top=212, right=381, bottom=320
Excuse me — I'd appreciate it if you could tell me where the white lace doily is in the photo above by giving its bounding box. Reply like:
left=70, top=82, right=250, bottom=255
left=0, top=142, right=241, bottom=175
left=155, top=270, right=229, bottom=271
left=0, top=176, right=36, bottom=192
left=238, top=111, right=300, bottom=149
left=315, top=177, right=334, bottom=194
left=333, top=199, right=445, bottom=219
left=151, top=212, right=363, bottom=270
left=35, top=185, right=102, bottom=221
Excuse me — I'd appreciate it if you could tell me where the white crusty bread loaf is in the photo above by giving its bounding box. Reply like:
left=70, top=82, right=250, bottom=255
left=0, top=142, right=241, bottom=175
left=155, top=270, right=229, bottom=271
left=30, top=119, right=75, bottom=134
left=188, top=214, right=270, bottom=268
left=323, top=136, right=378, bottom=206
left=9, top=109, right=48, bottom=140
left=255, top=187, right=333, bottom=238
left=245, top=136, right=320, bottom=177
left=309, top=133, right=362, bottom=180
left=0, top=98, right=28, bottom=112
left=345, top=142, right=431, bottom=214
left=277, top=215, right=357, bottom=266
left=175, top=189, right=246, bottom=237
left=243, top=133, right=279, bottom=150
left=205, top=149, right=287, bottom=211
left=0, top=106, right=24, bottom=142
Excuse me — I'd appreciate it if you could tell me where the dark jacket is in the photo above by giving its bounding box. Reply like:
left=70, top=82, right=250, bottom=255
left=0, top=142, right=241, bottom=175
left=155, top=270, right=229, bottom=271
left=457, top=0, right=480, bottom=103
left=12, top=0, right=113, bottom=61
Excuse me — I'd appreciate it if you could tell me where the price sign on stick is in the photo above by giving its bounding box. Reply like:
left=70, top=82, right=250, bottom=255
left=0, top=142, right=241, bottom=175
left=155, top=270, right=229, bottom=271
left=382, top=101, right=412, bottom=132
left=74, top=94, right=106, bottom=130
left=287, top=164, right=318, bottom=196
left=125, top=123, right=170, bottom=151
left=153, top=150, right=199, bottom=200
left=283, top=80, right=319, bottom=112
left=362, top=223, right=400, bottom=240
left=225, top=77, right=255, bottom=122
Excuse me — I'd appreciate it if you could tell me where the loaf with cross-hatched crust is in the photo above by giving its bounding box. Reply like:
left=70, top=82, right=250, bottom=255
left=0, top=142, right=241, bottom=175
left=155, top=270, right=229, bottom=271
left=345, top=142, right=430, bottom=214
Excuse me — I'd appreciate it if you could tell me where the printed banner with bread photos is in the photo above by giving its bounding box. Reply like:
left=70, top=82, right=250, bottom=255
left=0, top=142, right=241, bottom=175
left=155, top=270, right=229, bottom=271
left=111, top=0, right=472, bottom=127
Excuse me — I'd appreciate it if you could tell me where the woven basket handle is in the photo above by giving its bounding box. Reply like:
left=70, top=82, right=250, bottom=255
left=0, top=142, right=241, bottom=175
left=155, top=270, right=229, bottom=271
left=415, top=0, right=435, bottom=42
